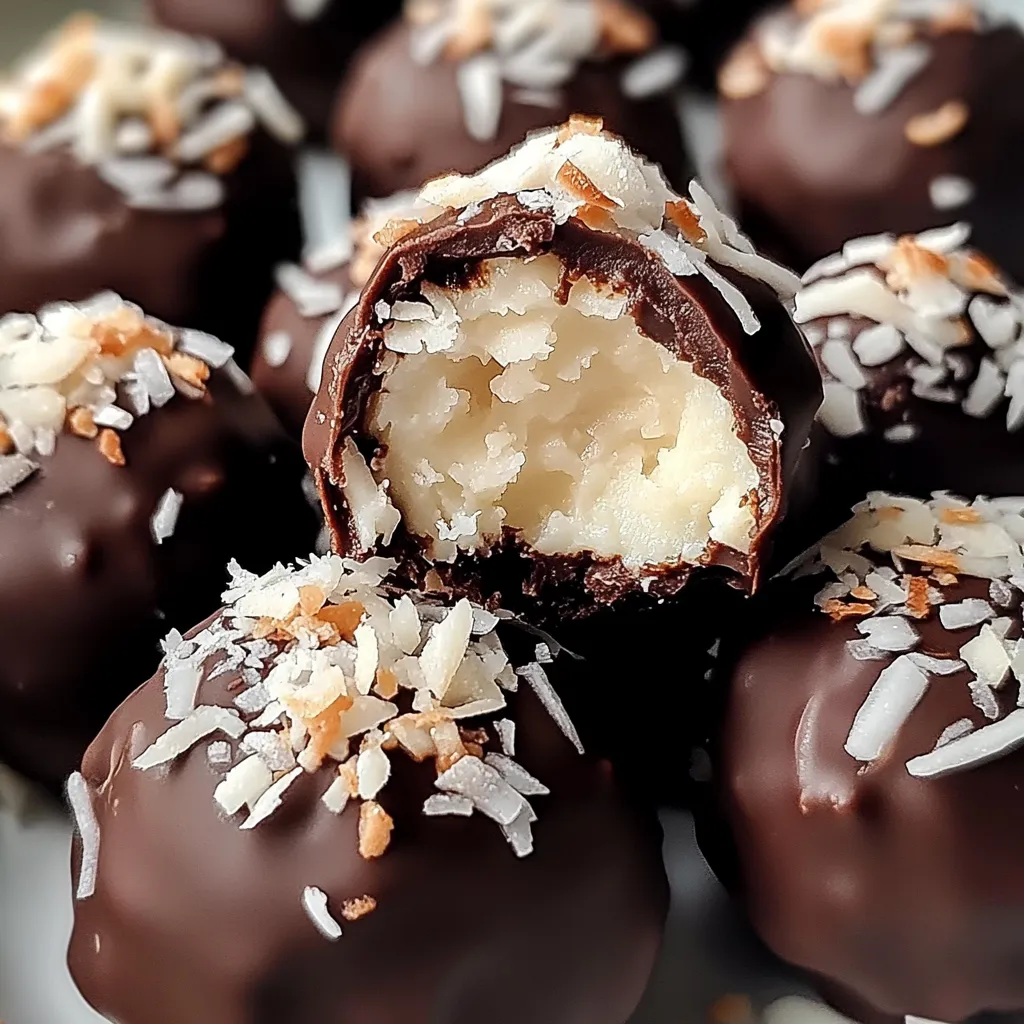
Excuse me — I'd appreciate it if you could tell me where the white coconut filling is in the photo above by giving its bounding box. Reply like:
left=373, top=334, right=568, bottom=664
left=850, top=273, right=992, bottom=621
left=363, top=254, right=759, bottom=569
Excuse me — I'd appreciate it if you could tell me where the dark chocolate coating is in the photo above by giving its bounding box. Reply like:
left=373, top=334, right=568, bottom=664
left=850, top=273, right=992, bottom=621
left=332, top=20, right=693, bottom=202
left=0, top=134, right=300, bottom=359
left=704, top=575, right=1024, bottom=1022
left=149, top=0, right=398, bottom=138
left=68, top=620, right=669, bottom=1024
left=303, top=195, right=821, bottom=620
left=0, top=373, right=318, bottom=791
left=723, top=24, right=1024, bottom=279
left=250, top=262, right=352, bottom=438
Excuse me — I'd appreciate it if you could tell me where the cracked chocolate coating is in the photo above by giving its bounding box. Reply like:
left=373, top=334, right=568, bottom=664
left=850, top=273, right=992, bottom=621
left=332, top=20, right=693, bottom=203
left=699, top=575, right=1024, bottom=1022
left=303, top=195, right=821, bottom=621
left=68, top=618, right=668, bottom=1024
left=0, top=372, right=318, bottom=791
left=723, top=24, right=1024, bottom=280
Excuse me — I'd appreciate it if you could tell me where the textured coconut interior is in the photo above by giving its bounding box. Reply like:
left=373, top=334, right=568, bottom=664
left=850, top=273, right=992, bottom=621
left=368, top=255, right=759, bottom=569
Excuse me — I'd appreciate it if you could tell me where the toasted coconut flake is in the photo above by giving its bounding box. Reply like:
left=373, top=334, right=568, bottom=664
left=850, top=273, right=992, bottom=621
left=905, top=100, right=969, bottom=147
left=719, top=41, right=770, bottom=99
left=556, top=160, right=619, bottom=212
left=67, top=772, right=100, bottom=900
left=358, top=800, right=394, bottom=859
left=892, top=544, right=961, bottom=571
left=97, top=428, right=125, bottom=466
left=556, top=114, right=604, bottom=144
left=302, top=886, right=343, bottom=941
left=341, top=895, right=377, bottom=921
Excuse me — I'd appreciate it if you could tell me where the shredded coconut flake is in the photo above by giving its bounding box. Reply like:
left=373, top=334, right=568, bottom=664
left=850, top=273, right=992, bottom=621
left=302, top=885, right=343, bottom=940
left=67, top=772, right=100, bottom=900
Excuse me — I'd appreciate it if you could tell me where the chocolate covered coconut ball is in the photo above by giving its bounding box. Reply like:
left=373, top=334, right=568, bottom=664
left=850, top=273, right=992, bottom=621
left=333, top=0, right=691, bottom=202
left=67, top=555, right=668, bottom=1024
left=720, top=0, right=1024, bottom=278
left=793, top=224, right=1024, bottom=517
left=0, top=16, right=304, bottom=356
left=149, top=0, right=399, bottom=137
left=706, top=492, right=1024, bottom=1022
left=0, top=295, right=317, bottom=791
left=252, top=191, right=434, bottom=438
left=305, top=124, right=821, bottom=621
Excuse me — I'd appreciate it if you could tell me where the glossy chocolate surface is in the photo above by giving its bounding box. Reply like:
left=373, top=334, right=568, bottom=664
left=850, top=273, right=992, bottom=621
left=706, top=576, right=1024, bottom=1022
left=0, top=373, right=318, bottom=790
left=68, top=621, right=668, bottom=1024
left=723, top=26, right=1024, bottom=279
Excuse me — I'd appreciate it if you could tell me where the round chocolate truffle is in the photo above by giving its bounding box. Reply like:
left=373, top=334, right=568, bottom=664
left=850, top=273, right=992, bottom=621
left=720, top=1, right=1024, bottom=279
left=0, top=17, right=304, bottom=357
left=332, top=0, right=691, bottom=201
left=0, top=294, right=318, bottom=791
left=792, top=224, right=1024, bottom=520
left=304, top=125, right=821, bottom=623
left=251, top=192, right=431, bottom=438
left=67, top=556, right=668, bottom=1024
left=149, top=0, right=399, bottom=138
left=706, top=492, right=1024, bottom=1022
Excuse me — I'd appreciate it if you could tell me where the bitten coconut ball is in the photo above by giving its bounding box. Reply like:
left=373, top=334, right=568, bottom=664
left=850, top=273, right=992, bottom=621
left=252, top=191, right=437, bottom=438
left=67, top=555, right=668, bottom=1024
left=706, top=492, right=1024, bottom=1023
left=793, top=223, right=1024, bottom=516
left=720, top=0, right=1024, bottom=278
left=332, top=0, right=691, bottom=202
left=149, top=0, right=399, bottom=137
left=0, top=16, right=304, bottom=356
left=304, top=124, right=821, bottom=623
left=0, top=295, right=318, bottom=791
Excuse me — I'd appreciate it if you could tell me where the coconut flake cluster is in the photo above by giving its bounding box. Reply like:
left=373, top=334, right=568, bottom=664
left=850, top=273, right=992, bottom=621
left=118, top=554, right=579, bottom=869
left=721, top=0, right=987, bottom=108
left=337, top=125, right=802, bottom=572
left=0, top=15, right=303, bottom=210
left=793, top=224, right=1024, bottom=439
left=0, top=292, right=236, bottom=492
left=406, top=0, right=685, bottom=143
left=791, top=490, right=1024, bottom=778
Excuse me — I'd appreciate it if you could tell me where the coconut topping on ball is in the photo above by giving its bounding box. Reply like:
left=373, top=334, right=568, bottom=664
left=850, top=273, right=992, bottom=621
left=720, top=0, right=998, bottom=108
left=793, top=224, right=1024, bottom=439
left=307, top=122, right=812, bottom=602
left=790, top=490, right=1024, bottom=777
left=405, top=0, right=686, bottom=142
left=120, top=554, right=579, bottom=880
left=0, top=293, right=238, bottom=490
left=0, top=14, right=304, bottom=210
